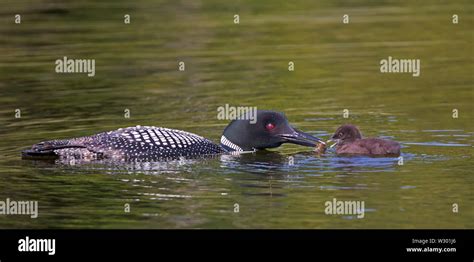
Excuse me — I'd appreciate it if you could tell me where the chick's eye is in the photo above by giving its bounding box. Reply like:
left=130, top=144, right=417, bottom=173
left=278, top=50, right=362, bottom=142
left=339, top=132, right=344, bottom=137
left=265, top=123, right=276, bottom=131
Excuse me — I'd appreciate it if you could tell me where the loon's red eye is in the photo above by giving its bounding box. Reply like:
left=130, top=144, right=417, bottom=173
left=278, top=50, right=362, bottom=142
left=265, top=123, right=276, bottom=131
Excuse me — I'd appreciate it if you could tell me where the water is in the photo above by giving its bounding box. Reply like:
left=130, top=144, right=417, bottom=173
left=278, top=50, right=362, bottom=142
left=0, top=0, right=472, bottom=228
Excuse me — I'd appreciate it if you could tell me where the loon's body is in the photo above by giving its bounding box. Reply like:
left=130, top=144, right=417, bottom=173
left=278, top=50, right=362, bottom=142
left=329, top=124, right=401, bottom=156
left=23, top=126, right=224, bottom=161
left=22, top=111, right=324, bottom=161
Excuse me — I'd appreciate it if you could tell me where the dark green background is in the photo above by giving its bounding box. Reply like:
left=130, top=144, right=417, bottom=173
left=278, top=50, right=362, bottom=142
left=0, top=0, right=472, bottom=228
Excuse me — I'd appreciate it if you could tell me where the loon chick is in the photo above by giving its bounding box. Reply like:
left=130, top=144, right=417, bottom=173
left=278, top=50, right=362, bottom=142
left=329, top=124, right=401, bottom=156
left=22, top=110, right=323, bottom=161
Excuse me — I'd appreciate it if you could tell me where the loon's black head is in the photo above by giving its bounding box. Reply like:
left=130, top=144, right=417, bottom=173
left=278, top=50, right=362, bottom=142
left=220, top=110, right=324, bottom=152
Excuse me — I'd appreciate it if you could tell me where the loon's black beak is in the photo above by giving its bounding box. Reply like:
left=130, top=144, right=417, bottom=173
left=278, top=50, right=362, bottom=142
left=278, top=128, right=325, bottom=147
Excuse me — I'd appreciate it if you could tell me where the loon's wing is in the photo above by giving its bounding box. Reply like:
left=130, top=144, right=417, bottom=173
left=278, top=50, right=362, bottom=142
left=22, top=126, right=223, bottom=160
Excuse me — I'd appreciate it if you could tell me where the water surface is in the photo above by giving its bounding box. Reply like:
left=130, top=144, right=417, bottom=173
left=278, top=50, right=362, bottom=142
left=0, top=0, right=472, bottom=228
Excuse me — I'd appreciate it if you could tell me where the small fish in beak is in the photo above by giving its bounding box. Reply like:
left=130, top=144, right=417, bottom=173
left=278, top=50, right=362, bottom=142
left=314, top=142, right=327, bottom=154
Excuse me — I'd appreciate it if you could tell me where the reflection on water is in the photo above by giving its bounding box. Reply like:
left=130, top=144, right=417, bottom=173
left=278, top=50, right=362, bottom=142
left=14, top=149, right=407, bottom=175
left=0, top=0, right=472, bottom=228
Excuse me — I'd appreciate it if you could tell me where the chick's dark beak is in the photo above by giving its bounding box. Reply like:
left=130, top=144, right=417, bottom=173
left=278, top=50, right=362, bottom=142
left=278, top=128, right=324, bottom=147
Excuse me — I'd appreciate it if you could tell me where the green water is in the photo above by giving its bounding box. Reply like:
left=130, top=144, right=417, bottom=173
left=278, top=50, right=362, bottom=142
left=0, top=0, right=472, bottom=228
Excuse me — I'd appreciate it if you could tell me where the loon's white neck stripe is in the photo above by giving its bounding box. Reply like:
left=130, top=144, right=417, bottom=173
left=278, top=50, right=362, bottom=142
left=220, top=136, right=243, bottom=152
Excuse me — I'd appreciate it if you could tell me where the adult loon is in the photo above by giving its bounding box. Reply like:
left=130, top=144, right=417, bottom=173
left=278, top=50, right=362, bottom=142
left=22, top=110, right=324, bottom=161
